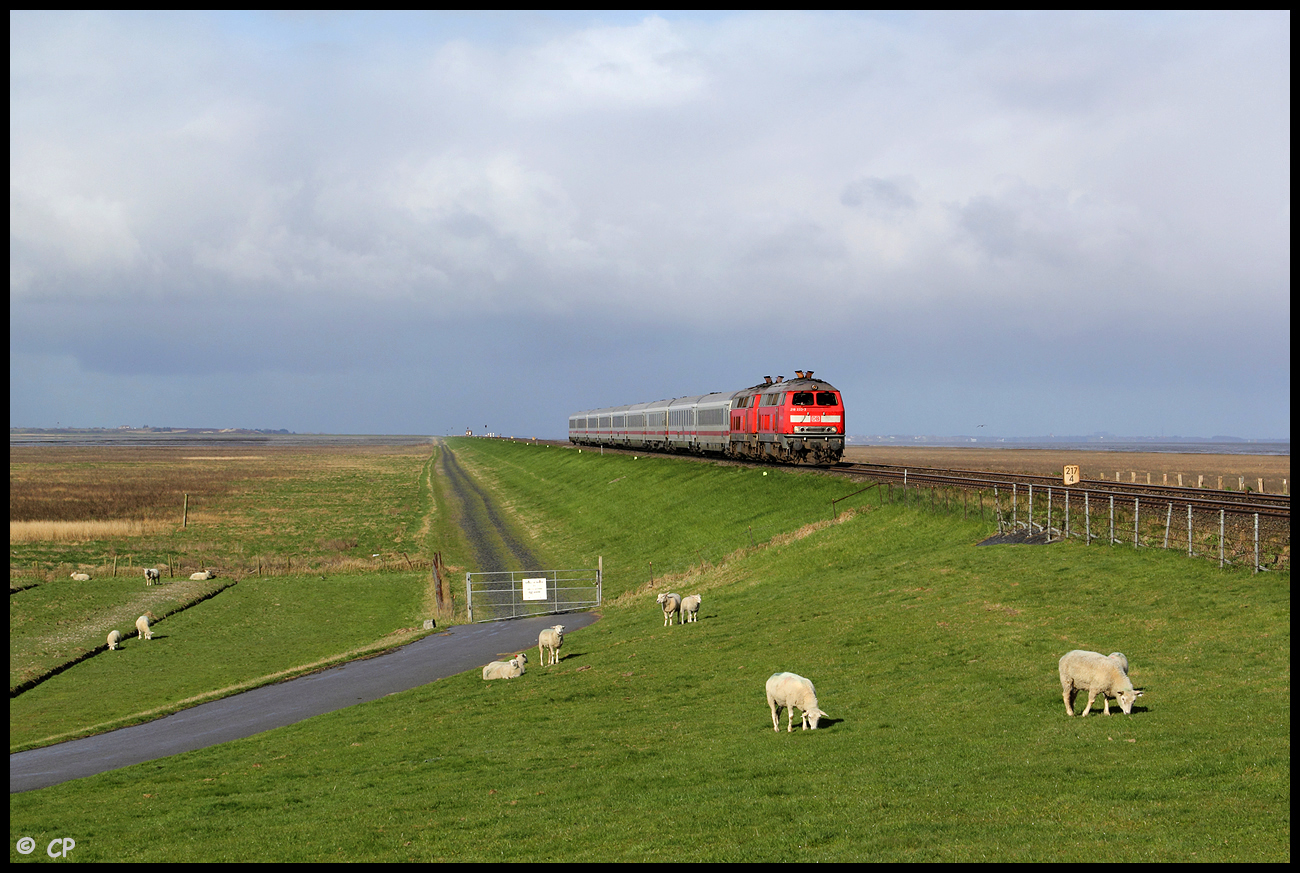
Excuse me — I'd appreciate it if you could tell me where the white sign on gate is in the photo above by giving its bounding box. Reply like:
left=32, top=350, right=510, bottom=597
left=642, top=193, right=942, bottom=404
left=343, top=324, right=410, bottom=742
left=521, top=578, right=548, bottom=601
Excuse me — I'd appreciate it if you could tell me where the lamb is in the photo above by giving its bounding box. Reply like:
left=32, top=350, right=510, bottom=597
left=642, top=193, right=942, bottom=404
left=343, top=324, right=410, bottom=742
left=656, top=592, right=682, bottom=626
left=539, top=625, right=565, bottom=666
left=681, top=594, right=702, bottom=623
left=70, top=572, right=91, bottom=582
left=144, top=568, right=161, bottom=585
left=482, top=655, right=527, bottom=680
left=107, top=630, right=123, bottom=650
left=1058, top=650, right=1143, bottom=716
left=766, top=672, right=830, bottom=732
left=135, top=614, right=153, bottom=641
left=189, top=570, right=215, bottom=581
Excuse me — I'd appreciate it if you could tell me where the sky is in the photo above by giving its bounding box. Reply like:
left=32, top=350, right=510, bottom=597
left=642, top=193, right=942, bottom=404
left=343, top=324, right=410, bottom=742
left=10, top=11, right=1290, bottom=439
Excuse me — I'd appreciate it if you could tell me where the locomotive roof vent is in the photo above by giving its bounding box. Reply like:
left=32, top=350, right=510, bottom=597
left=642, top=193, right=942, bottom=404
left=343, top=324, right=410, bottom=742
left=805, top=370, right=813, bottom=380
left=763, top=375, right=773, bottom=385
left=795, top=370, right=805, bottom=379
left=777, top=375, right=785, bottom=383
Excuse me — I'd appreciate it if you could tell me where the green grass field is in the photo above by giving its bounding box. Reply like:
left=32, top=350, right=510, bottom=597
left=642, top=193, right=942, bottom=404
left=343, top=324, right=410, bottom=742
left=10, top=439, right=1290, bottom=861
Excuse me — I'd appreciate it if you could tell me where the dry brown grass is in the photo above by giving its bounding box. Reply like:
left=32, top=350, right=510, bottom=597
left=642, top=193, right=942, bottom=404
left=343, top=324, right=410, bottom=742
left=10, top=519, right=173, bottom=543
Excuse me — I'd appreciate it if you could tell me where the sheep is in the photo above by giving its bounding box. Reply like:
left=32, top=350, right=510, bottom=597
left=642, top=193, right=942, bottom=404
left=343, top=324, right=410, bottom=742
left=189, top=570, right=215, bottom=581
left=656, top=592, right=682, bottom=626
left=766, top=672, right=830, bottom=732
left=1107, top=652, right=1129, bottom=675
left=135, top=614, right=153, bottom=641
left=1058, top=650, right=1143, bottom=717
left=681, top=594, right=702, bottom=623
left=107, top=630, right=123, bottom=650
left=70, top=572, right=91, bottom=582
left=482, top=655, right=526, bottom=680
left=539, top=625, right=565, bottom=666
left=144, top=568, right=161, bottom=585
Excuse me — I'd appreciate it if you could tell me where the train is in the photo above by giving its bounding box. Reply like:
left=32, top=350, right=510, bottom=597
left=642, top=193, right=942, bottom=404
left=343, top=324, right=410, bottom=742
left=568, top=370, right=845, bottom=466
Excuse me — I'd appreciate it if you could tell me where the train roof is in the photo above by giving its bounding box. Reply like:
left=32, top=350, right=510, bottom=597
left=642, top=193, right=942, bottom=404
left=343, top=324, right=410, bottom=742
left=569, top=373, right=840, bottom=418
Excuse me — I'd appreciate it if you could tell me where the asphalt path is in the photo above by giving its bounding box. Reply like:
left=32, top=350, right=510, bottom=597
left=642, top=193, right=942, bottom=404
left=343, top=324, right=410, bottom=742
left=11, top=611, right=598, bottom=794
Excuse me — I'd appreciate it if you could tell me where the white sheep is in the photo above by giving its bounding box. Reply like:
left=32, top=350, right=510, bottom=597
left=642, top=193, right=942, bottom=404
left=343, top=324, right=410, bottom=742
left=189, top=570, right=215, bottom=581
left=766, top=672, right=829, bottom=732
left=482, top=655, right=526, bottom=680
left=135, top=614, right=153, bottom=641
left=1107, top=652, right=1129, bottom=675
left=144, top=568, right=161, bottom=585
left=681, top=594, right=702, bottom=623
left=539, top=625, right=565, bottom=666
left=107, top=630, right=123, bottom=650
left=70, top=572, right=91, bottom=582
left=656, top=592, right=682, bottom=626
left=1058, top=650, right=1143, bottom=716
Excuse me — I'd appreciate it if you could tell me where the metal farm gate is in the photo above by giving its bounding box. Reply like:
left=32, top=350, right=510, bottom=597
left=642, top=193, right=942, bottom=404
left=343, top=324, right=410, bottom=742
left=465, top=559, right=602, bottom=623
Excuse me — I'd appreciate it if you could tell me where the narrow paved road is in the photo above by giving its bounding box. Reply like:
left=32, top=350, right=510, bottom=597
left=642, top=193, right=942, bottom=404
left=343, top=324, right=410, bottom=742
left=11, top=612, right=598, bottom=793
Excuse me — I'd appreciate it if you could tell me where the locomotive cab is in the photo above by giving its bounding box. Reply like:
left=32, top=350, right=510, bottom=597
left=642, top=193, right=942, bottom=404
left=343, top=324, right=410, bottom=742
left=725, top=372, right=844, bottom=465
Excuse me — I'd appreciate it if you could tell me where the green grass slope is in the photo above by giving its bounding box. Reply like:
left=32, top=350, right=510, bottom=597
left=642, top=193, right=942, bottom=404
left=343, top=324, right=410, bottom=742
left=10, top=442, right=1289, bottom=861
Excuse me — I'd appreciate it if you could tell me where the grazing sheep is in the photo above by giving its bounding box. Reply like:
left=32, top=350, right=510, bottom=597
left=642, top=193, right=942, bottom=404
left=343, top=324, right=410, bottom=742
left=766, top=672, right=830, bottom=732
left=539, top=625, right=565, bottom=666
left=144, top=568, right=161, bottom=585
left=482, top=655, right=526, bottom=680
left=656, top=592, right=682, bottom=626
left=107, top=630, right=123, bottom=650
left=1059, top=650, right=1143, bottom=717
left=70, top=572, right=91, bottom=582
left=189, top=570, right=215, bottom=581
left=681, top=594, right=702, bottom=623
left=135, top=614, right=153, bottom=641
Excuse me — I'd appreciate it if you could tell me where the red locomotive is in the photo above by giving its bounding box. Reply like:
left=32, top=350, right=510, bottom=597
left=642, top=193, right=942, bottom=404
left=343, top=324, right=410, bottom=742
left=568, top=370, right=845, bottom=465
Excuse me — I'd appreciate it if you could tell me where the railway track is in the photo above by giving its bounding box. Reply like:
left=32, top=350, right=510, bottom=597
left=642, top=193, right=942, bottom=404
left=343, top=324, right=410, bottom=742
left=835, top=462, right=1291, bottom=518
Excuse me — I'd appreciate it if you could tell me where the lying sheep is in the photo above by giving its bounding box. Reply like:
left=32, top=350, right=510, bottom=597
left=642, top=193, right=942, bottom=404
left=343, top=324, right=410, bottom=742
left=189, top=570, right=215, bottom=581
left=135, top=614, right=153, bottom=641
left=539, top=625, right=565, bottom=666
left=70, top=572, right=91, bottom=582
left=766, top=672, right=829, bottom=732
left=107, top=630, right=123, bottom=650
left=656, top=592, right=682, bottom=626
left=144, top=568, right=161, bottom=585
left=1058, top=650, right=1143, bottom=716
left=681, top=594, right=702, bottom=623
left=482, top=655, right=526, bottom=680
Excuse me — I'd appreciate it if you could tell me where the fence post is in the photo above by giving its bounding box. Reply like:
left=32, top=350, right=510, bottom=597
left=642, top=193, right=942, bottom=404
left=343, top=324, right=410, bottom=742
left=1109, top=496, right=1115, bottom=545
left=1046, top=487, right=1052, bottom=541
left=1219, top=510, right=1225, bottom=568
left=1254, top=515, right=1259, bottom=574
left=1085, top=492, right=1090, bottom=544
left=1028, top=484, right=1033, bottom=533
left=183, top=493, right=189, bottom=529
left=466, top=572, right=473, bottom=623
left=1163, top=503, right=1172, bottom=549
left=1134, top=498, right=1140, bottom=548
left=1187, top=504, right=1193, bottom=557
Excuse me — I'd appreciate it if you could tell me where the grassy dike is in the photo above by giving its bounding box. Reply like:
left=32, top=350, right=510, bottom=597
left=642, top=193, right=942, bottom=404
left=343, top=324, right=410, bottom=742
left=10, top=440, right=1290, bottom=861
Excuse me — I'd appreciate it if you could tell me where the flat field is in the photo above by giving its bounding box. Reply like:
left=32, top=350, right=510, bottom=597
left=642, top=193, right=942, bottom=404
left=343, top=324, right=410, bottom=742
left=9, top=439, right=1289, bottom=861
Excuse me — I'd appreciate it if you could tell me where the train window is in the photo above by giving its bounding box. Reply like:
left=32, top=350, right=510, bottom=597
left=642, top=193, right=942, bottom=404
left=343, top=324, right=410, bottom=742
left=760, top=392, right=782, bottom=406
left=815, top=392, right=839, bottom=406
left=791, top=392, right=815, bottom=406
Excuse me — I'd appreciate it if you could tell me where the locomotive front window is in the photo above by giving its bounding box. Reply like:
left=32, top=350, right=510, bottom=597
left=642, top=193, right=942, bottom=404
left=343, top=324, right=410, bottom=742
left=815, top=392, right=839, bottom=406
left=791, top=392, right=815, bottom=406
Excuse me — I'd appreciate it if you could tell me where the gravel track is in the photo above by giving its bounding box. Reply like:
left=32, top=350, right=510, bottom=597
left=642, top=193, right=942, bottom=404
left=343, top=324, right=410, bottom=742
left=436, top=440, right=544, bottom=572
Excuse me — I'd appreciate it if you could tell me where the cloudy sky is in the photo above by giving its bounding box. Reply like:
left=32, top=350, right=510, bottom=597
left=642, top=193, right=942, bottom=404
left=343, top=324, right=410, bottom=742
left=10, top=11, right=1290, bottom=438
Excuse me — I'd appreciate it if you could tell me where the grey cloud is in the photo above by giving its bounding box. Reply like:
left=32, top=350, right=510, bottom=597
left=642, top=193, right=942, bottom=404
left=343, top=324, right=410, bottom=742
left=840, top=176, right=917, bottom=214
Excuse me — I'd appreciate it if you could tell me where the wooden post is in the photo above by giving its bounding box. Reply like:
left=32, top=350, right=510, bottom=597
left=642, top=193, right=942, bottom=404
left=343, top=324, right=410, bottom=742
left=182, top=493, right=189, bottom=529
left=112, top=555, right=118, bottom=577
left=1134, top=498, right=1140, bottom=548
left=1219, top=510, right=1225, bottom=568
left=1163, top=502, right=1172, bottom=549
left=1254, top=514, right=1260, bottom=573
left=1187, top=504, right=1193, bottom=557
